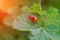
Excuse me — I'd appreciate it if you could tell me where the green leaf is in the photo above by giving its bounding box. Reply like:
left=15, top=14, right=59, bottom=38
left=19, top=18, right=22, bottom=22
left=44, top=7, right=60, bottom=40
left=46, top=7, right=59, bottom=19
left=13, top=13, right=41, bottom=31
left=29, top=29, right=54, bottom=40
left=45, top=7, right=60, bottom=25
left=29, top=4, right=42, bottom=15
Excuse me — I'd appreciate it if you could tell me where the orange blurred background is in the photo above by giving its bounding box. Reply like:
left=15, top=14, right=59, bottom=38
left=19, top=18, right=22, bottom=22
left=0, top=0, right=31, bottom=12
left=0, top=0, right=31, bottom=37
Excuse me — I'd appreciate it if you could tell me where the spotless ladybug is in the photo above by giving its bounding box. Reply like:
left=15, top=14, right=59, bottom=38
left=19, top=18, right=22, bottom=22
left=29, top=15, right=38, bottom=23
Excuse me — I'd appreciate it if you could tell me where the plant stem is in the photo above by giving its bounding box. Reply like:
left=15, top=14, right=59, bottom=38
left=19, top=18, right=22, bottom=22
left=39, top=28, right=43, bottom=40
left=41, top=15, right=44, bottom=27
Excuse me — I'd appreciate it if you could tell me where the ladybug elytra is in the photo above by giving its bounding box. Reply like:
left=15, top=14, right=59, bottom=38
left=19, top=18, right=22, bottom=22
left=29, top=15, right=38, bottom=23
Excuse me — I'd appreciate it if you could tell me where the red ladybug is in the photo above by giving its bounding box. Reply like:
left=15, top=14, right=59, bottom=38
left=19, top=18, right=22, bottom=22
left=29, top=15, right=38, bottom=23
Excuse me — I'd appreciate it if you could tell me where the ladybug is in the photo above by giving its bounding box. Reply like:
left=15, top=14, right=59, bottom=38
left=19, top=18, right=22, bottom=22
left=29, top=15, right=38, bottom=23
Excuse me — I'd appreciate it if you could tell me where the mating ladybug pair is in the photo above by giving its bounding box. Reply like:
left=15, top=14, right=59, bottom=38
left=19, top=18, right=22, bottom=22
left=29, top=15, right=38, bottom=23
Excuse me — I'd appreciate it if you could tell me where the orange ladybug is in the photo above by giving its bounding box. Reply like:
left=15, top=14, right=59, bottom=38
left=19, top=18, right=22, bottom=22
left=29, top=15, right=38, bottom=23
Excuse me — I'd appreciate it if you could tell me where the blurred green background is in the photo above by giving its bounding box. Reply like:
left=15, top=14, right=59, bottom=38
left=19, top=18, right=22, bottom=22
left=42, top=0, right=60, bottom=9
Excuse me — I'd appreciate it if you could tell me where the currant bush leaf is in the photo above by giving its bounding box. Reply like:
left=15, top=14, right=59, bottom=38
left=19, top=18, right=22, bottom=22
left=29, top=4, right=42, bottom=15
left=13, top=13, right=41, bottom=31
left=45, top=7, right=60, bottom=25
left=29, top=29, right=54, bottom=40
left=43, top=7, right=60, bottom=40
